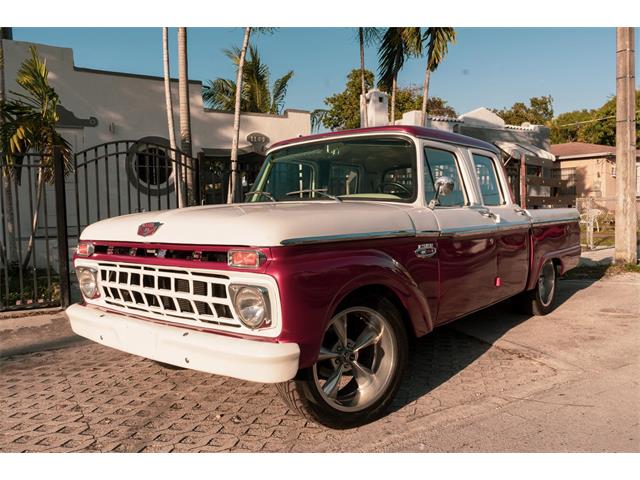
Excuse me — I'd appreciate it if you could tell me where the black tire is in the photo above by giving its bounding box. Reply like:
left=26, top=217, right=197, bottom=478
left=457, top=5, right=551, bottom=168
left=276, top=295, right=408, bottom=429
left=152, top=360, right=185, bottom=370
left=516, top=259, right=558, bottom=316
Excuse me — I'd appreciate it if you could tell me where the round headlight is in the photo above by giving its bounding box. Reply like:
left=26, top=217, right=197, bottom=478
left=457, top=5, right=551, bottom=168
left=230, top=285, right=270, bottom=329
left=77, top=267, right=100, bottom=299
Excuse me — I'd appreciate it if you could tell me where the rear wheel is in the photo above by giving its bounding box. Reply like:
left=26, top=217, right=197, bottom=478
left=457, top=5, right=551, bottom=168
left=516, top=259, right=558, bottom=316
left=276, top=296, right=408, bottom=429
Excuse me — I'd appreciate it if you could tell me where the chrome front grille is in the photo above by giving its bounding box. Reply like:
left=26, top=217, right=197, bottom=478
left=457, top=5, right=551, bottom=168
left=96, top=261, right=240, bottom=329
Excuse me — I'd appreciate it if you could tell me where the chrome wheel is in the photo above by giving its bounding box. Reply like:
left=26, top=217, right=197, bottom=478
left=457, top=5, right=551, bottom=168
left=312, top=306, right=397, bottom=413
left=538, top=261, right=556, bottom=307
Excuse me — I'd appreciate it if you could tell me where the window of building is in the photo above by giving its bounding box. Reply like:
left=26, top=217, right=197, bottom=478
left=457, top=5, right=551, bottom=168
left=134, top=147, right=172, bottom=186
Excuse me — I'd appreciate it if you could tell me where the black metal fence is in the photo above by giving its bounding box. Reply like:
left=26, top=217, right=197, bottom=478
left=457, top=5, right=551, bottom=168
left=1, top=141, right=204, bottom=311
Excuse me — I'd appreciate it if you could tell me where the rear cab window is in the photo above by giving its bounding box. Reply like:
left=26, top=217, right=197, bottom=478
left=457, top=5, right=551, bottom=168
left=472, top=153, right=504, bottom=206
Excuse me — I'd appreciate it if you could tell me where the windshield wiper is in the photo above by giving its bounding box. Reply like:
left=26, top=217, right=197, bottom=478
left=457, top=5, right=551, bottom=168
left=285, top=189, right=342, bottom=202
left=245, top=191, right=277, bottom=202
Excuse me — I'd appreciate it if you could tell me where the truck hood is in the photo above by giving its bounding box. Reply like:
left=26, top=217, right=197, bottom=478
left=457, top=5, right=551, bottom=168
left=80, top=202, right=417, bottom=247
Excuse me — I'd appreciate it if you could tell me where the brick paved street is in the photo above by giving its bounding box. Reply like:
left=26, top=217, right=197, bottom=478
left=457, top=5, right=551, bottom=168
left=1, top=274, right=639, bottom=452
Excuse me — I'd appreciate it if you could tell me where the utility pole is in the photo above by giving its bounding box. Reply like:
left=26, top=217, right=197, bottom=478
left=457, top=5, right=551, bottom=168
left=614, top=27, right=637, bottom=264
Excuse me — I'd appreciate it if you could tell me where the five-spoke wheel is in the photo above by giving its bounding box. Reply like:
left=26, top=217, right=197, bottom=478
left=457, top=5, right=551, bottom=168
left=276, top=296, right=408, bottom=429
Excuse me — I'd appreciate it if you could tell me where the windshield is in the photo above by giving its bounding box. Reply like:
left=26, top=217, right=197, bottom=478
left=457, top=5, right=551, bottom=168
left=247, top=136, right=417, bottom=203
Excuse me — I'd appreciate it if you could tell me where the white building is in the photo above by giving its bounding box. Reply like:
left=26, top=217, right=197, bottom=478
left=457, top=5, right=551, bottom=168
left=1, top=38, right=310, bottom=272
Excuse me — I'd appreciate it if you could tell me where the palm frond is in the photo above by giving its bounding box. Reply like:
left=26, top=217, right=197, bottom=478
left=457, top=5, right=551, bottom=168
left=424, top=27, right=456, bottom=72
left=202, top=78, right=236, bottom=111
left=270, top=71, right=294, bottom=114
left=377, top=27, right=422, bottom=91
left=310, top=109, right=328, bottom=132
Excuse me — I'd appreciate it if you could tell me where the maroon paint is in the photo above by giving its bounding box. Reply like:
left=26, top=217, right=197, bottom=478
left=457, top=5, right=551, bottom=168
left=526, top=221, right=581, bottom=290
left=494, top=227, right=530, bottom=301
left=265, top=236, right=438, bottom=369
left=435, top=232, right=498, bottom=324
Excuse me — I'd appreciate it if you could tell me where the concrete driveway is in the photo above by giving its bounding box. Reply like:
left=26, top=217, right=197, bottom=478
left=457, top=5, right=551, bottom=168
left=1, top=273, right=638, bottom=452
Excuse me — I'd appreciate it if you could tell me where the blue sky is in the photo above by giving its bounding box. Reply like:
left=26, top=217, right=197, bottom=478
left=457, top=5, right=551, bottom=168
left=12, top=27, right=640, bottom=116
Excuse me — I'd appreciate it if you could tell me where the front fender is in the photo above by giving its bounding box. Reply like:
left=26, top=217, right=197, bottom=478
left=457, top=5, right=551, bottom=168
left=266, top=245, right=432, bottom=369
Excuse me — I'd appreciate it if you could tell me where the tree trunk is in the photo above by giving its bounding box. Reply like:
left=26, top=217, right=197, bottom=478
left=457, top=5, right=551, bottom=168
left=0, top=31, right=18, bottom=265
left=163, top=28, right=177, bottom=151
left=359, top=28, right=368, bottom=128
left=21, top=169, right=44, bottom=271
left=390, top=75, right=397, bottom=125
left=227, top=27, right=251, bottom=204
left=177, top=27, right=194, bottom=204
left=162, top=28, right=183, bottom=208
left=420, top=66, right=431, bottom=126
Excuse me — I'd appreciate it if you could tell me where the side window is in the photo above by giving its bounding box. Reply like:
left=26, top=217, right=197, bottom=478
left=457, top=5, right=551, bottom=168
left=472, top=154, right=504, bottom=206
left=424, top=147, right=466, bottom=207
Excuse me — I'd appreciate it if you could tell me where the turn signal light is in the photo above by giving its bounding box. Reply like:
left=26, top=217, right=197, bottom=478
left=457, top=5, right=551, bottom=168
left=228, top=250, right=264, bottom=269
left=76, top=242, right=95, bottom=257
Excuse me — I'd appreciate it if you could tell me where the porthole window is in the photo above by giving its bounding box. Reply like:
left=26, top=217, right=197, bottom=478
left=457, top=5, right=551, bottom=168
left=126, top=137, right=174, bottom=196
left=135, top=147, right=172, bottom=186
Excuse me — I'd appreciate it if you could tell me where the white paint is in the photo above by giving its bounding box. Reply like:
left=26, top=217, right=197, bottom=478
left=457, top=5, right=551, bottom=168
left=80, top=200, right=419, bottom=247
left=75, top=258, right=283, bottom=337
left=66, top=303, right=300, bottom=383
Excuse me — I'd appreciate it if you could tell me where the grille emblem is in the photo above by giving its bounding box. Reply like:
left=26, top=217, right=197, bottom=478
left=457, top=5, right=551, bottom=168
left=137, top=222, right=163, bottom=237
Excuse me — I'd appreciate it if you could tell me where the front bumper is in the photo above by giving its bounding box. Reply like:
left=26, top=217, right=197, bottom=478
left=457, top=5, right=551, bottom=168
left=66, top=304, right=300, bottom=383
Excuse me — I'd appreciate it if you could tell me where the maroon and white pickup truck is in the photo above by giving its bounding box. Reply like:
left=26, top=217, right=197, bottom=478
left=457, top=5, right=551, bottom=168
left=67, top=126, right=580, bottom=428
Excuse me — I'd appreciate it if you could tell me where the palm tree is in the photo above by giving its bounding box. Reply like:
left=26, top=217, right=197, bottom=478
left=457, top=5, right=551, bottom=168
left=227, top=27, right=252, bottom=204
left=161, top=27, right=183, bottom=207
left=356, top=28, right=381, bottom=127
left=420, top=28, right=456, bottom=126
left=203, top=45, right=294, bottom=115
left=0, top=46, right=73, bottom=271
left=162, top=28, right=177, bottom=151
left=377, top=27, right=422, bottom=124
left=0, top=28, right=19, bottom=266
left=177, top=27, right=193, bottom=204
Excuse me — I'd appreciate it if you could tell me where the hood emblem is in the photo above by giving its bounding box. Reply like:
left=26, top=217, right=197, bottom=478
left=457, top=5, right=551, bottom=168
left=137, top=222, right=163, bottom=237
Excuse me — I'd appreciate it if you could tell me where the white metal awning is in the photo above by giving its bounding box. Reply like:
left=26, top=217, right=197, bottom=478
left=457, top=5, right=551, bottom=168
left=494, top=141, right=556, bottom=161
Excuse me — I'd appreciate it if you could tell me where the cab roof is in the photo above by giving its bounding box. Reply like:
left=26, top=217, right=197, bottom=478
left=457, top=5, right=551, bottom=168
left=268, top=125, right=500, bottom=154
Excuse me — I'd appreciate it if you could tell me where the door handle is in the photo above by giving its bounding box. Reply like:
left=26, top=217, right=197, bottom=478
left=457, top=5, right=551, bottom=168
left=477, top=208, right=497, bottom=219
left=415, top=243, right=437, bottom=258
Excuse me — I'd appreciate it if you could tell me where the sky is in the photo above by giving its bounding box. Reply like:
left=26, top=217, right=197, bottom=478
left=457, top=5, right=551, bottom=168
left=11, top=27, right=640, bottom=117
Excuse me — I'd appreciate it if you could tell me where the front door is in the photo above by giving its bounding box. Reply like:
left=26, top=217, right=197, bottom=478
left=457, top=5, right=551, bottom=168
left=422, top=143, right=499, bottom=325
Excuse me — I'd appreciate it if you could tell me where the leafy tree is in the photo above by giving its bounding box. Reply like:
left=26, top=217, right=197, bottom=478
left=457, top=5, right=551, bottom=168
left=395, top=85, right=456, bottom=120
left=322, top=69, right=375, bottom=130
left=203, top=44, right=294, bottom=115
left=577, top=91, right=640, bottom=146
left=355, top=28, right=382, bottom=127
left=0, top=46, right=73, bottom=270
left=549, top=109, right=595, bottom=144
left=321, top=70, right=456, bottom=130
left=494, top=95, right=554, bottom=126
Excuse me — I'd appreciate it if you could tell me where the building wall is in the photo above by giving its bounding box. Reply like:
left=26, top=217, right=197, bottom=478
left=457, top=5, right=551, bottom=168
left=556, top=156, right=617, bottom=198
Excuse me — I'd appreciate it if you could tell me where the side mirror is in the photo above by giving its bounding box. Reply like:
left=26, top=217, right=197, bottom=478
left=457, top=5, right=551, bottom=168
left=429, top=176, right=454, bottom=209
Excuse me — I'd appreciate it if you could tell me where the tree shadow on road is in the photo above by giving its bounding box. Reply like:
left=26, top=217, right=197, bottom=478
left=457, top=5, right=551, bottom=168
left=386, top=275, right=599, bottom=415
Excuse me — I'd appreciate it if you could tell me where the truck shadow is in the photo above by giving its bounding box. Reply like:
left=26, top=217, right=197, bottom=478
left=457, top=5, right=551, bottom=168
left=387, top=276, right=598, bottom=414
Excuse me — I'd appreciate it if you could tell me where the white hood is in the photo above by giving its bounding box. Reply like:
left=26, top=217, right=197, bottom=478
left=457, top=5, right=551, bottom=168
left=80, top=201, right=417, bottom=247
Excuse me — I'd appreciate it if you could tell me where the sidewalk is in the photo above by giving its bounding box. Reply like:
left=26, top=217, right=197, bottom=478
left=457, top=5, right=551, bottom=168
left=0, top=307, right=84, bottom=357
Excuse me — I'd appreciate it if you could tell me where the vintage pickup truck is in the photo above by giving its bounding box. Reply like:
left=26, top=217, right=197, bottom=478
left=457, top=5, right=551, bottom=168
left=67, top=125, right=580, bottom=428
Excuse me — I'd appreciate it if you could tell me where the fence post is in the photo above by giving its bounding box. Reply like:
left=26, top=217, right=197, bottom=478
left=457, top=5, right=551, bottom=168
left=53, top=147, right=70, bottom=308
left=195, top=152, right=204, bottom=205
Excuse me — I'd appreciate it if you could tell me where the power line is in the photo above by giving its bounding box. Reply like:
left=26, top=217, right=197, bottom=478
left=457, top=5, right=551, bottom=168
left=556, top=111, right=639, bottom=128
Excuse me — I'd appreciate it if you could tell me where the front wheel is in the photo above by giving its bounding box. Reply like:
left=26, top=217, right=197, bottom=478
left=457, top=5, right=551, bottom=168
left=276, top=296, right=408, bottom=429
left=516, top=259, right=558, bottom=316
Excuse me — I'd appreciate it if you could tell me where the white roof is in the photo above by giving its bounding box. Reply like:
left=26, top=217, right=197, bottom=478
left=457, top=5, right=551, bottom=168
left=495, top=141, right=556, bottom=161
